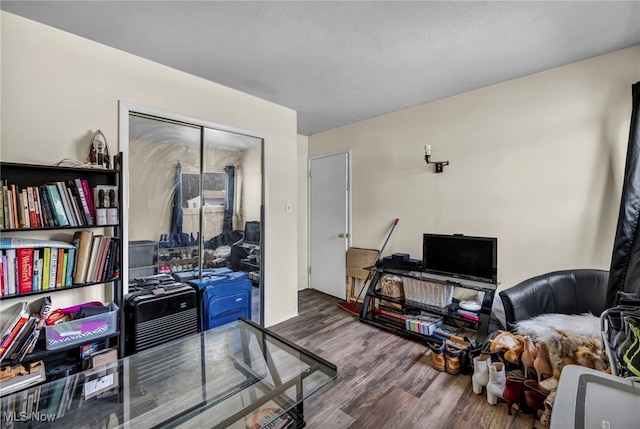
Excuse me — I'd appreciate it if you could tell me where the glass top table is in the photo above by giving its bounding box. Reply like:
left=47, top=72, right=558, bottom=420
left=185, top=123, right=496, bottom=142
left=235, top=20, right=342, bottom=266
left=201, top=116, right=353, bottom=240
left=1, top=317, right=338, bottom=429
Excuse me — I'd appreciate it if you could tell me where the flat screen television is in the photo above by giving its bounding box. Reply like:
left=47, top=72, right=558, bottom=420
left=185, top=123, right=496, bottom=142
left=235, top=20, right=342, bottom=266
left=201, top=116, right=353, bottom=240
left=422, top=233, right=497, bottom=284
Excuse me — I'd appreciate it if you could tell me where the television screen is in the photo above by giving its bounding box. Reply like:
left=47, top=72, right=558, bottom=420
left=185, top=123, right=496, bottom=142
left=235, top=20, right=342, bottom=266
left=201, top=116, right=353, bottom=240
left=422, top=234, right=497, bottom=284
left=244, top=221, right=261, bottom=244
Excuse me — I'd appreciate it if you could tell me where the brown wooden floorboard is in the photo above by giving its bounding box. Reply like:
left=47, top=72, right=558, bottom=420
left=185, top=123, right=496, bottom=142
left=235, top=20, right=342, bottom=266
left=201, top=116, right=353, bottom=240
left=271, top=289, right=538, bottom=429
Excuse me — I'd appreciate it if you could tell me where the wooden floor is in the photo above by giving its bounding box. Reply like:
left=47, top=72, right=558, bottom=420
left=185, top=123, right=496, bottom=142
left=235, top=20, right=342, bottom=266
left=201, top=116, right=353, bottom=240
left=271, top=289, right=538, bottom=429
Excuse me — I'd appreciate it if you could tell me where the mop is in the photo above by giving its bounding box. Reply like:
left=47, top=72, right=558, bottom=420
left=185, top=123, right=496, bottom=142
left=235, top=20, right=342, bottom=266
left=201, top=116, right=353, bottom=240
left=337, top=218, right=399, bottom=315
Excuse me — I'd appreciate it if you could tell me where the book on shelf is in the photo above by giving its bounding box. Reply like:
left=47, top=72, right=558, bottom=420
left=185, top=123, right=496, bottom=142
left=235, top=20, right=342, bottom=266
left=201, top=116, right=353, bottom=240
left=31, top=186, right=43, bottom=228
left=55, top=181, right=78, bottom=226
left=86, top=235, right=102, bottom=283
left=38, top=185, right=56, bottom=227
left=17, top=189, right=27, bottom=228
left=5, top=248, right=17, bottom=295
left=2, top=317, right=36, bottom=364
left=55, top=248, right=65, bottom=288
left=10, top=184, right=19, bottom=229
left=0, top=237, right=75, bottom=249
left=26, top=187, right=37, bottom=228
left=41, top=247, right=51, bottom=291
left=32, top=249, right=40, bottom=292
left=0, top=302, right=29, bottom=362
left=16, top=247, right=34, bottom=294
left=72, top=230, right=94, bottom=284
left=45, top=184, right=70, bottom=227
left=0, top=185, right=4, bottom=229
left=80, top=179, right=95, bottom=223
left=72, top=178, right=94, bottom=225
left=48, top=247, right=58, bottom=290
left=65, top=247, right=76, bottom=287
left=245, top=400, right=294, bottom=429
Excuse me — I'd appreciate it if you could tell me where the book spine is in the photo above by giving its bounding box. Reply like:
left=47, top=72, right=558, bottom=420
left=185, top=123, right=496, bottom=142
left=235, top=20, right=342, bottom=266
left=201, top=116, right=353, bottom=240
left=32, top=249, right=40, bottom=292
left=38, top=185, right=54, bottom=227
left=2, top=254, right=7, bottom=296
left=10, top=184, right=19, bottom=228
left=48, top=248, right=58, bottom=290
left=46, top=185, right=70, bottom=227
left=66, top=186, right=84, bottom=226
left=26, top=187, right=37, bottom=228
left=56, top=182, right=76, bottom=226
left=65, top=248, right=76, bottom=287
left=0, top=184, right=4, bottom=229
left=17, top=189, right=27, bottom=228
left=3, top=183, right=11, bottom=229
left=60, top=250, right=68, bottom=288
left=80, top=179, right=95, bottom=223
left=31, top=186, right=42, bottom=228
left=17, top=248, right=34, bottom=294
left=41, top=248, right=50, bottom=290
left=73, top=179, right=93, bottom=225
left=55, top=248, right=64, bottom=288
left=0, top=255, right=4, bottom=296
left=5, top=248, right=16, bottom=295
left=2, top=183, right=9, bottom=229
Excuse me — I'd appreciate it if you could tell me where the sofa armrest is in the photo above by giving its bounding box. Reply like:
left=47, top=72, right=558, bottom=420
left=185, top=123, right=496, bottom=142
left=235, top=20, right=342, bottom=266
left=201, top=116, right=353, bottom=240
left=499, top=269, right=609, bottom=331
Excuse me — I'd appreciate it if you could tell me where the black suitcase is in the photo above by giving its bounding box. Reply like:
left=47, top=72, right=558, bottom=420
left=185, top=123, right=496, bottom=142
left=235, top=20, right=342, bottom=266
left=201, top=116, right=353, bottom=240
left=125, top=275, right=199, bottom=355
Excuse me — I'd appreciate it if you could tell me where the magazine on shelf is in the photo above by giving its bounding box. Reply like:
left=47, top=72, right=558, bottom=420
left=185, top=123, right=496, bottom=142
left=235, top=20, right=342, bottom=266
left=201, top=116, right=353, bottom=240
left=245, top=401, right=294, bottom=429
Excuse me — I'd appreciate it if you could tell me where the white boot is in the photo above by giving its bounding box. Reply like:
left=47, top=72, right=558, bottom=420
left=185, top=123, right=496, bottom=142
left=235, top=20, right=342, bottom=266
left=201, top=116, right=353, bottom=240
left=472, top=354, right=492, bottom=395
left=486, top=362, right=506, bottom=405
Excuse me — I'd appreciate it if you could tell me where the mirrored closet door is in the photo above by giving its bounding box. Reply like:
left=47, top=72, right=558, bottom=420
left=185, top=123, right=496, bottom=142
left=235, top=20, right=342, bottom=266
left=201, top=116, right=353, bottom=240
left=126, top=111, right=263, bottom=325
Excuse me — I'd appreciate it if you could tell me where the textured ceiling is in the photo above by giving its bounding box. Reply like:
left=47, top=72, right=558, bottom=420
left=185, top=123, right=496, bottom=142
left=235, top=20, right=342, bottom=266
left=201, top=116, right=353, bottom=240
left=3, top=1, right=640, bottom=136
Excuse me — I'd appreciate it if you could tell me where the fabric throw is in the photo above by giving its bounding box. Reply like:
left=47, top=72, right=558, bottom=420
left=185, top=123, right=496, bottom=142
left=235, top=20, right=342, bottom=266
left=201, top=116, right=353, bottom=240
left=514, top=313, right=601, bottom=342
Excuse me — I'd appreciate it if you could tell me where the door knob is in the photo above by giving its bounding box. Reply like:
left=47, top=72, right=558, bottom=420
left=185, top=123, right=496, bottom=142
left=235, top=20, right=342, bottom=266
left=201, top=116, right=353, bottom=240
left=338, top=233, right=346, bottom=238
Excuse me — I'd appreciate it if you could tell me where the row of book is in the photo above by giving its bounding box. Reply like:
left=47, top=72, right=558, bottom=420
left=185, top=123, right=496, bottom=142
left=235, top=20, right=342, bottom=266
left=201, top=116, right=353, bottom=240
left=1, top=247, right=76, bottom=295
left=0, top=179, right=118, bottom=230
left=0, top=235, right=120, bottom=297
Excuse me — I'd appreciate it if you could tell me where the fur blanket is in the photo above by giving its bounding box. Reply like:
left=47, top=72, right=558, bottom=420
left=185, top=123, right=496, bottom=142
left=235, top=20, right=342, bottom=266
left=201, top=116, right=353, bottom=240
left=515, top=313, right=606, bottom=380
left=514, top=313, right=601, bottom=342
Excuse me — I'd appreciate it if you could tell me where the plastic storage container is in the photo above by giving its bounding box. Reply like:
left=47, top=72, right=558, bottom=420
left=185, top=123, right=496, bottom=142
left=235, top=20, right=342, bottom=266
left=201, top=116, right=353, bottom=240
left=45, top=303, right=119, bottom=350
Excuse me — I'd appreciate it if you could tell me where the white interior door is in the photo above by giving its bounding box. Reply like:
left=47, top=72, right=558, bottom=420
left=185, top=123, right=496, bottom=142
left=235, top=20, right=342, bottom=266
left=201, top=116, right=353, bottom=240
left=309, top=152, right=349, bottom=299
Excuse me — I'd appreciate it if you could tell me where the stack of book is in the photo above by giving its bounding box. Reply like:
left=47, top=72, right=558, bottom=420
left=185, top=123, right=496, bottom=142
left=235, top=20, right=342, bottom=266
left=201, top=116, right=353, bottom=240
left=0, top=179, right=118, bottom=229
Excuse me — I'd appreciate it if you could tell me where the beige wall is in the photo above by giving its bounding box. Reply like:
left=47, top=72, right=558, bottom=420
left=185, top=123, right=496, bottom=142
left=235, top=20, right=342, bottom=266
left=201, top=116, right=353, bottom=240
left=0, top=12, right=298, bottom=326
left=308, top=45, right=640, bottom=292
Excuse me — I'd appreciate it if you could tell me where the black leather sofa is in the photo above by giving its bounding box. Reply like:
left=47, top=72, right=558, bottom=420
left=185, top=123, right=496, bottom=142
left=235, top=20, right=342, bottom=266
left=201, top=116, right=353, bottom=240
left=498, top=269, right=610, bottom=330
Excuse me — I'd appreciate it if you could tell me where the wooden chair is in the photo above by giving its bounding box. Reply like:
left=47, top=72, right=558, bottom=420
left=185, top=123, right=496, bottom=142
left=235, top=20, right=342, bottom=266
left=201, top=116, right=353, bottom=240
left=346, top=247, right=379, bottom=304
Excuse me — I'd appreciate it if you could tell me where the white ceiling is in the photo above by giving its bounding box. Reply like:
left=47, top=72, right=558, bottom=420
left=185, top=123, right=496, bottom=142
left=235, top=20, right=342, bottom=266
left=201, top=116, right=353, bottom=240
left=3, top=1, right=640, bottom=136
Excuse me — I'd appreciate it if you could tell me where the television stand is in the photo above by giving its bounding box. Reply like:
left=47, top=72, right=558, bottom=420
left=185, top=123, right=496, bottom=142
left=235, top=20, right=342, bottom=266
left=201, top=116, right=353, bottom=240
left=360, top=267, right=496, bottom=343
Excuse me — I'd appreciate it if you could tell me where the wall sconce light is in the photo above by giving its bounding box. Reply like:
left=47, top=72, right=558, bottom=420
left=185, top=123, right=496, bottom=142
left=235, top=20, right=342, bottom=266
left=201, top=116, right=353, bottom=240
left=424, top=145, right=449, bottom=173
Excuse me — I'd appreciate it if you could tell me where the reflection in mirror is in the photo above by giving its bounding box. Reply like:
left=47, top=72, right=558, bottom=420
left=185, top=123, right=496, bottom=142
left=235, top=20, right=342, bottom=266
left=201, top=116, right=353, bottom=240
left=129, top=115, right=201, bottom=278
left=128, top=113, right=263, bottom=324
left=202, top=128, right=262, bottom=281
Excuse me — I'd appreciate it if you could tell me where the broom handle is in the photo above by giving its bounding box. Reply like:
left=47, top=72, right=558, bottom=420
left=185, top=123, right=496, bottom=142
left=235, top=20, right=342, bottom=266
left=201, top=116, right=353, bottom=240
left=378, top=218, right=399, bottom=261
